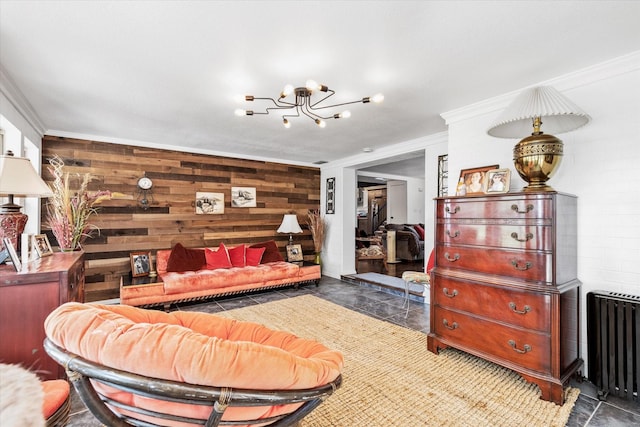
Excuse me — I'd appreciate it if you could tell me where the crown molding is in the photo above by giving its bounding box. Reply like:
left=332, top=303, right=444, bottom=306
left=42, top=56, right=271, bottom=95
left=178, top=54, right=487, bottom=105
left=0, top=64, right=46, bottom=135
left=441, top=50, right=640, bottom=126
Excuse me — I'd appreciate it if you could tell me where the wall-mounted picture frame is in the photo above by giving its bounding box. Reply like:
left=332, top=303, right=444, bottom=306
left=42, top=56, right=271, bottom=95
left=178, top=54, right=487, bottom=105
left=457, top=164, right=499, bottom=195
left=326, top=177, right=335, bottom=214
left=483, top=168, right=511, bottom=194
left=32, top=234, right=53, bottom=257
left=130, top=251, right=151, bottom=277
left=195, top=192, right=224, bottom=214
left=2, top=237, right=21, bottom=272
left=231, top=187, right=257, bottom=207
left=286, top=244, right=303, bottom=262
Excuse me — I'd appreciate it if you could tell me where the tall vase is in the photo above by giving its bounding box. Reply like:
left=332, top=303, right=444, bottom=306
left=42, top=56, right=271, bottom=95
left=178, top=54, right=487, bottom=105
left=314, top=251, right=322, bottom=265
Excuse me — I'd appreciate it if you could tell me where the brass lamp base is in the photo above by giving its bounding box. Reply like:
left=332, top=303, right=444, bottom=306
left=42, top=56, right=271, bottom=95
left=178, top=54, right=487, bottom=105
left=513, top=133, right=563, bottom=192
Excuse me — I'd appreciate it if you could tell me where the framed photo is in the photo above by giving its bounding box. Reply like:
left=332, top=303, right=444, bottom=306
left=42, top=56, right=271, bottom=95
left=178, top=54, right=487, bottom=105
left=483, top=168, right=511, bottom=194
left=326, top=177, right=335, bottom=214
left=32, top=234, right=53, bottom=257
left=286, top=244, right=303, bottom=262
left=2, top=237, right=21, bottom=272
left=130, top=251, right=151, bottom=277
left=231, top=187, right=256, bottom=207
left=196, top=192, right=224, bottom=214
left=457, top=164, right=499, bottom=195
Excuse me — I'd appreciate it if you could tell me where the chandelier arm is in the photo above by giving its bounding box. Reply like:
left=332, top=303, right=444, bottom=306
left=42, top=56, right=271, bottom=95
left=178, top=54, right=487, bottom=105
left=301, top=104, right=322, bottom=120
left=282, top=106, right=301, bottom=120
left=308, top=89, right=336, bottom=108
left=309, top=98, right=366, bottom=110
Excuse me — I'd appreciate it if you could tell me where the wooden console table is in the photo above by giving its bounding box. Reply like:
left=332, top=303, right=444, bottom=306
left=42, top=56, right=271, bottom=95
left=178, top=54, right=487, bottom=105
left=0, top=251, right=85, bottom=380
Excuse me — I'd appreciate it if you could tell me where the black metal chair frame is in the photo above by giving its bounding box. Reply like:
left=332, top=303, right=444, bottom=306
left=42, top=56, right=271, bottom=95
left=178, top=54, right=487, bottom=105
left=44, top=339, right=342, bottom=427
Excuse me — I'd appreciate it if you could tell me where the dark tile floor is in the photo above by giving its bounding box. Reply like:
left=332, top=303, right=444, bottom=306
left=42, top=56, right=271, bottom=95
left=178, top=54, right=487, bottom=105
left=66, top=276, right=639, bottom=426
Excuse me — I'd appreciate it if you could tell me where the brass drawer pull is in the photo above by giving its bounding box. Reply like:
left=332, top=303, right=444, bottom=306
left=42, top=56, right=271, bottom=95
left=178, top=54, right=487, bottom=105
left=510, top=232, right=533, bottom=242
left=442, top=319, right=458, bottom=330
left=508, top=302, right=531, bottom=315
left=508, top=340, right=532, bottom=354
left=511, top=260, right=532, bottom=271
left=445, top=206, right=460, bottom=215
left=511, top=204, right=534, bottom=214
left=442, top=288, right=458, bottom=298
left=446, top=230, right=460, bottom=238
left=444, top=252, right=460, bottom=262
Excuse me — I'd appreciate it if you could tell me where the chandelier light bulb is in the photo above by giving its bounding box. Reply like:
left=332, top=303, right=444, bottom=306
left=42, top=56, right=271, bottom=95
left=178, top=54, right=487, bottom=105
left=281, top=84, right=294, bottom=98
left=315, top=118, right=326, bottom=128
left=283, top=118, right=291, bottom=128
left=306, top=79, right=320, bottom=91
left=371, top=93, right=384, bottom=103
left=234, top=109, right=246, bottom=116
left=341, top=110, right=351, bottom=118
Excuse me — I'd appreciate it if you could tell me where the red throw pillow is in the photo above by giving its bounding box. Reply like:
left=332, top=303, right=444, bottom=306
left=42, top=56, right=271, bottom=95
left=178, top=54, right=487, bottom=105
left=246, top=247, right=266, bottom=266
left=205, top=243, right=232, bottom=270
left=414, top=224, right=425, bottom=240
left=228, top=244, right=246, bottom=267
left=166, top=243, right=206, bottom=272
left=249, top=240, right=284, bottom=263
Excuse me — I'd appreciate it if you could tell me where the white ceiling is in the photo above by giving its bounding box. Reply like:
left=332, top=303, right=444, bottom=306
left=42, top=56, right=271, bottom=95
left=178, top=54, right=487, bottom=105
left=1, top=1, right=639, bottom=171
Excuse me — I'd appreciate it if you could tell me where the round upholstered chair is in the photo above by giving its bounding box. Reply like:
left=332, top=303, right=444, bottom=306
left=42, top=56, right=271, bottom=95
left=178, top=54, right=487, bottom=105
left=44, top=303, right=343, bottom=427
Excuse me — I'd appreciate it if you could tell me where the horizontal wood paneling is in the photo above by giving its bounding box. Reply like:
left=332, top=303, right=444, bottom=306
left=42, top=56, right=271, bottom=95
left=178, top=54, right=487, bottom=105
left=41, top=136, right=320, bottom=302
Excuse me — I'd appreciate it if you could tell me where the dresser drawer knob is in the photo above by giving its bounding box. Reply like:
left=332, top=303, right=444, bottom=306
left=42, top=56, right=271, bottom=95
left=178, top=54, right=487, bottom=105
left=511, top=204, right=534, bottom=214
left=508, top=302, right=531, bottom=315
left=442, top=319, right=458, bottom=330
left=511, top=260, right=532, bottom=271
left=442, top=288, right=458, bottom=298
left=510, top=232, right=533, bottom=242
left=508, top=340, right=532, bottom=354
left=446, top=230, right=460, bottom=238
left=444, top=252, right=460, bottom=262
left=445, top=206, right=460, bottom=215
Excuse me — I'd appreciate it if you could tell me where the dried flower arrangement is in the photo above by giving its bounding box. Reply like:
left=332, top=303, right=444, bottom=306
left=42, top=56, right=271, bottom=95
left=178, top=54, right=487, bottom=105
left=307, top=209, right=326, bottom=254
left=46, top=155, right=112, bottom=251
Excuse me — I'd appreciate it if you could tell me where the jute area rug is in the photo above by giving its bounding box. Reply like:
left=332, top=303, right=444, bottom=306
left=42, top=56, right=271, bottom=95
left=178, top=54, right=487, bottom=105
left=216, top=295, right=578, bottom=427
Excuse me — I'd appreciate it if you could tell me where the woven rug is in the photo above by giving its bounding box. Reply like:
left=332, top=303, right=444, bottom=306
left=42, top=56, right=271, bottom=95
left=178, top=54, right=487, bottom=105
left=217, top=295, right=578, bottom=427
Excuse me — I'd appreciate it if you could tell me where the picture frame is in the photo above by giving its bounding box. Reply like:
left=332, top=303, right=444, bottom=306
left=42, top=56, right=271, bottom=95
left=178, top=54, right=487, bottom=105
left=2, top=237, right=21, bottom=272
left=130, top=251, right=152, bottom=277
left=32, top=234, right=53, bottom=257
left=483, top=168, right=511, bottom=194
left=195, top=192, right=224, bottom=214
left=326, top=177, right=335, bottom=214
left=457, top=164, right=499, bottom=195
left=231, top=187, right=257, bottom=207
left=286, top=244, right=303, bottom=262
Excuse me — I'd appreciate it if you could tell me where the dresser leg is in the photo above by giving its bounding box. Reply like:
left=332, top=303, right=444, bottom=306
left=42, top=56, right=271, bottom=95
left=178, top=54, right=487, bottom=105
left=519, top=373, right=565, bottom=405
left=427, top=334, right=449, bottom=354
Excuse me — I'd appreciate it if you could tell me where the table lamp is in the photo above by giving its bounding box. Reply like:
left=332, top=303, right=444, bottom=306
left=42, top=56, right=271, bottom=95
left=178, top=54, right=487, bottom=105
left=487, top=86, right=590, bottom=191
left=277, top=214, right=303, bottom=246
left=0, top=151, right=53, bottom=252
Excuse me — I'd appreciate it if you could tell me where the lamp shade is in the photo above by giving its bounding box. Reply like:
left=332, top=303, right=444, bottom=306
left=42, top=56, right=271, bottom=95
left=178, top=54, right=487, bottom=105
left=0, top=154, right=53, bottom=197
left=487, top=86, right=591, bottom=138
left=277, top=214, right=303, bottom=234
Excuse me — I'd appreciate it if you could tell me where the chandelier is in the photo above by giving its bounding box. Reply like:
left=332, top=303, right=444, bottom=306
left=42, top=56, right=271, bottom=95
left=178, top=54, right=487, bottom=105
left=234, top=80, right=384, bottom=128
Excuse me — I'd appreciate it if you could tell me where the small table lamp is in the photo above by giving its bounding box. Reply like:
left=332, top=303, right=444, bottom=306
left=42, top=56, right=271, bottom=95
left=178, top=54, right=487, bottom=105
left=0, top=151, right=53, bottom=252
left=487, top=86, right=590, bottom=191
left=277, top=214, right=303, bottom=246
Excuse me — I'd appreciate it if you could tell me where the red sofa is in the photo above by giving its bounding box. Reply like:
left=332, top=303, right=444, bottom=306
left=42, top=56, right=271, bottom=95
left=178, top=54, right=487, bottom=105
left=120, top=241, right=320, bottom=309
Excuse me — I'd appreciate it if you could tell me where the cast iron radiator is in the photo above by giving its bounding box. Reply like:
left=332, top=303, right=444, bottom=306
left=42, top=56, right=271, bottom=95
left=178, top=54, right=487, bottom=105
left=587, top=291, right=639, bottom=401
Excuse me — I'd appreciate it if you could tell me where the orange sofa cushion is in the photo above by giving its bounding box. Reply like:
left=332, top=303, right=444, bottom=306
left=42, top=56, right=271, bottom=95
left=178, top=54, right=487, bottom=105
left=44, top=303, right=343, bottom=425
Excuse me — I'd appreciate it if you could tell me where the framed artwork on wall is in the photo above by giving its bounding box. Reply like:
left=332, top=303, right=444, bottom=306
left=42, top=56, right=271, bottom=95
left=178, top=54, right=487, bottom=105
left=195, top=192, right=224, bottom=214
left=231, top=187, right=257, bottom=207
left=483, top=168, right=511, bottom=194
left=326, top=177, right=335, bottom=214
left=456, top=164, right=499, bottom=196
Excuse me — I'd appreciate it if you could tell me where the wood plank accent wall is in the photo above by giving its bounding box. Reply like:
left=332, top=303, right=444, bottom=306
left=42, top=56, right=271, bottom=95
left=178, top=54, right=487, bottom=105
left=41, top=135, right=320, bottom=302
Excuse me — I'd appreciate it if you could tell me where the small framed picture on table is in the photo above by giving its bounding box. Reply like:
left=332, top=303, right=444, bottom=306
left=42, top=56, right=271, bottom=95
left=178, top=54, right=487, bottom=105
left=130, top=251, right=152, bottom=277
left=32, top=234, right=53, bottom=257
left=286, top=244, right=303, bottom=262
left=483, top=168, right=511, bottom=194
left=2, top=237, right=21, bottom=272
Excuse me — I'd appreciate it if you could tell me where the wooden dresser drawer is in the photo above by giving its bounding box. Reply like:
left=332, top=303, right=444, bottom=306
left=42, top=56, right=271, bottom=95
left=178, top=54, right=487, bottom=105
left=438, top=197, right=552, bottom=220
left=436, top=244, right=551, bottom=282
left=436, top=223, right=552, bottom=250
left=433, top=306, right=551, bottom=374
left=432, top=274, right=550, bottom=332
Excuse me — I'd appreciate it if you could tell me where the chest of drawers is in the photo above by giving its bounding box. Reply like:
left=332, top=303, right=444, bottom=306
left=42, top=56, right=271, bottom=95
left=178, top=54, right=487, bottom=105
left=427, top=192, right=582, bottom=405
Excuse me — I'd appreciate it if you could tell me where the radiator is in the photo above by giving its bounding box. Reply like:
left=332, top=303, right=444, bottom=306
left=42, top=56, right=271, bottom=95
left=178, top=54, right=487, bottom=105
left=587, top=291, right=639, bottom=401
